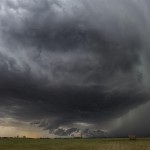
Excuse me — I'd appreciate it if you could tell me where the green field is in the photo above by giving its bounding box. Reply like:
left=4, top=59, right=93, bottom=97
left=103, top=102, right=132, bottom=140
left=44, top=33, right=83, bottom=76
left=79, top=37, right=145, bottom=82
left=0, top=138, right=150, bottom=150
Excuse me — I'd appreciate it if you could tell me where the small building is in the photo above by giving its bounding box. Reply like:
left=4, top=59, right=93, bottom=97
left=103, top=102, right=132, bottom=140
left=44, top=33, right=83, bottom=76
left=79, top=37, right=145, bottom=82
left=128, top=134, right=136, bottom=140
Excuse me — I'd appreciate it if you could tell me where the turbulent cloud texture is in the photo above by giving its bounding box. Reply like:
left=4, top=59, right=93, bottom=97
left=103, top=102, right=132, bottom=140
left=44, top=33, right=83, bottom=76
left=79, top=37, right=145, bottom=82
left=0, top=0, right=150, bottom=137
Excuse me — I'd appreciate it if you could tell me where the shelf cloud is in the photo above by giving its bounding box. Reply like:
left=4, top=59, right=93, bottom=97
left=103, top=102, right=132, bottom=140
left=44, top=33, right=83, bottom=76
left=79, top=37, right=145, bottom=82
left=0, top=0, right=150, bottom=137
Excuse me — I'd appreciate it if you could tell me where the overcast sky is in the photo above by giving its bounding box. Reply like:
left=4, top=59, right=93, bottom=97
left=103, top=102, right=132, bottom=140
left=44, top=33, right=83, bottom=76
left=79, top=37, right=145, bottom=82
left=0, top=0, right=150, bottom=137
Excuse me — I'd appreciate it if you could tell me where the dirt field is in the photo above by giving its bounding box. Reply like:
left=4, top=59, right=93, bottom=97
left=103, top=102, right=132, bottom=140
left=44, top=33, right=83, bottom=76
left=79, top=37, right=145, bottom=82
left=0, top=138, right=150, bottom=150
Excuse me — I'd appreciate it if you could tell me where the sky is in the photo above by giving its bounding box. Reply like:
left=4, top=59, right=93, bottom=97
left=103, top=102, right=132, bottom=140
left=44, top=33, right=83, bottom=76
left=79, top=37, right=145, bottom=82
left=0, top=0, right=150, bottom=138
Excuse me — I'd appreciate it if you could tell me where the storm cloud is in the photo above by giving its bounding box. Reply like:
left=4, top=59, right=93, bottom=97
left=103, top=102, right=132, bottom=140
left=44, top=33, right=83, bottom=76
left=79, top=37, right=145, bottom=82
left=0, top=0, right=150, bottom=137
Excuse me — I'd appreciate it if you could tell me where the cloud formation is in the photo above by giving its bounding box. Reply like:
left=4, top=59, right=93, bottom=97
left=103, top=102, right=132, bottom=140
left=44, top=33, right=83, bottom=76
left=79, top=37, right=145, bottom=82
left=0, top=0, right=150, bottom=136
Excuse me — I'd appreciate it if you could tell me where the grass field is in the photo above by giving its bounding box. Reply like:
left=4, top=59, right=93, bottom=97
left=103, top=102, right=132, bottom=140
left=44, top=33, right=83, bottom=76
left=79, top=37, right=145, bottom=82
left=0, top=138, right=150, bottom=150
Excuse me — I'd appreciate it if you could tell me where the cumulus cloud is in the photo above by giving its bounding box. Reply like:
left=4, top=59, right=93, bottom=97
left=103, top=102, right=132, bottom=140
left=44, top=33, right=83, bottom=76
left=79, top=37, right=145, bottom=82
left=0, top=0, right=150, bottom=136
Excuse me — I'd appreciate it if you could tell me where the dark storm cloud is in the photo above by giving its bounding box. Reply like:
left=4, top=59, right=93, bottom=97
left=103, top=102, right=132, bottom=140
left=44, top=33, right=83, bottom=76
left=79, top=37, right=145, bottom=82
left=0, top=0, right=150, bottom=136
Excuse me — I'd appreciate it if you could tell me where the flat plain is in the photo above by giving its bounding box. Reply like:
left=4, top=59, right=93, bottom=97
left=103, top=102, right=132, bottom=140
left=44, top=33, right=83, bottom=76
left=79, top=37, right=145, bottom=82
left=0, top=138, right=150, bottom=150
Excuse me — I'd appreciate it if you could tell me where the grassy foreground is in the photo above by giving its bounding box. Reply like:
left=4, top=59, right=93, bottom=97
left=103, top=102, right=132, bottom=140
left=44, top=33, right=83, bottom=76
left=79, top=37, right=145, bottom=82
left=0, top=138, right=150, bottom=150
